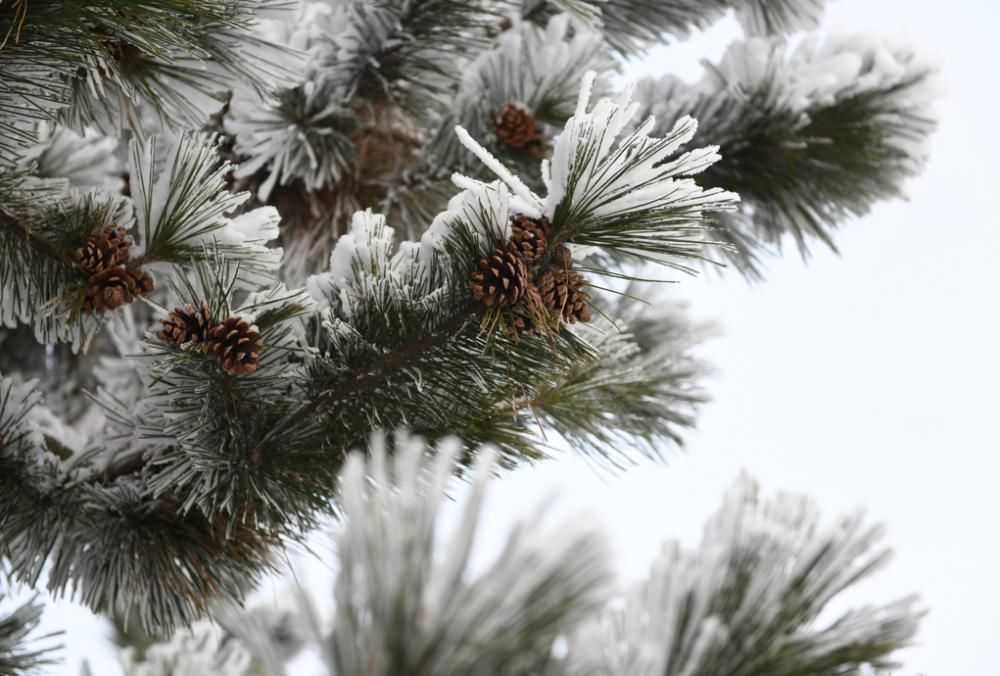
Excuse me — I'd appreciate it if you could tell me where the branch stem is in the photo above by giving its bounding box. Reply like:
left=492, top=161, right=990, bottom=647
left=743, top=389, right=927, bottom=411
left=0, top=208, right=77, bottom=268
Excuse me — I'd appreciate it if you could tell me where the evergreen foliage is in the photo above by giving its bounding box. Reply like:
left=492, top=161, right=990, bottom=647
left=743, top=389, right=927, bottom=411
left=0, top=589, right=60, bottom=675
left=0, top=0, right=940, bottom=670
left=119, top=439, right=922, bottom=676
left=635, top=33, right=942, bottom=275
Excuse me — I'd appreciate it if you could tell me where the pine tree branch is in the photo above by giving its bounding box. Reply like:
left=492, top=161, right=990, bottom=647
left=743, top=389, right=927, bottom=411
left=300, top=306, right=478, bottom=419
left=99, top=306, right=480, bottom=484
left=0, top=207, right=75, bottom=268
left=101, top=449, right=148, bottom=484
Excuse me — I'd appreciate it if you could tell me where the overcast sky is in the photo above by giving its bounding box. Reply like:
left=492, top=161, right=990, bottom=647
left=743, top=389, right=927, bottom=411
left=43, top=1, right=999, bottom=674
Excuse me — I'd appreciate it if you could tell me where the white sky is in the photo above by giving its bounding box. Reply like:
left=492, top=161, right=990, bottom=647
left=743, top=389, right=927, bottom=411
left=38, top=1, right=1000, bottom=674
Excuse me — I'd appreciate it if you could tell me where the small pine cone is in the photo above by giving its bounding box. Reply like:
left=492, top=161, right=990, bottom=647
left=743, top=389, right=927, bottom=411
left=550, top=244, right=573, bottom=269
left=538, top=269, right=592, bottom=324
left=101, top=40, right=145, bottom=77
left=157, top=300, right=212, bottom=346
left=502, top=314, right=535, bottom=342
left=469, top=243, right=529, bottom=308
left=207, top=316, right=262, bottom=376
left=129, top=266, right=155, bottom=296
left=491, top=102, right=542, bottom=150
left=510, top=214, right=550, bottom=265
left=83, top=265, right=138, bottom=315
left=74, top=226, right=132, bottom=273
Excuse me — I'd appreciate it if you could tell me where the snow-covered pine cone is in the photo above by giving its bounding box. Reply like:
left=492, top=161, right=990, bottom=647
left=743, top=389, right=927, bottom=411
left=207, top=316, right=262, bottom=376
left=74, top=225, right=132, bottom=273
left=510, top=214, right=550, bottom=265
left=469, top=243, right=529, bottom=308
left=538, top=269, right=592, bottom=324
left=157, top=300, right=212, bottom=346
left=491, top=102, right=543, bottom=150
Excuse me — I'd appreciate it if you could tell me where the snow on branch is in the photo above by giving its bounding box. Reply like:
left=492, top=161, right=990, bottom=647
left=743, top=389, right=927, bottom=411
left=0, top=132, right=283, bottom=349
left=226, top=80, right=357, bottom=203
left=120, top=619, right=252, bottom=676
left=0, top=591, right=61, bottom=675
left=449, top=14, right=614, bottom=148
left=569, top=472, right=921, bottom=674
left=325, top=434, right=613, bottom=674
left=736, top=0, right=827, bottom=37
left=0, top=0, right=285, bottom=145
left=130, top=132, right=282, bottom=287
left=122, top=447, right=922, bottom=676
left=524, top=0, right=827, bottom=56
left=636, top=31, right=943, bottom=275
left=455, top=73, right=739, bottom=269
left=0, top=369, right=282, bottom=632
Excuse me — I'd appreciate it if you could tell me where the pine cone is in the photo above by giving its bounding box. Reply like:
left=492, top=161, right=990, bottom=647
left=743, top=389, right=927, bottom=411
left=158, top=300, right=212, bottom=346
left=208, top=316, right=262, bottom=376
left=538, top=269, right=592, bottom=324
left=101, top=40, right=145, bottom=78
left=550, top=244, right=573, bottom=269
left=492, top=102, right=543, bottom=150
left=510, top=214, right=550, bottom=265
left=83, top=265, right=138, bottom=315
left=469, top=243, right=529, bottom=308
left=502, top=314, right=535, bottom=342
left=129, top=265, right=155, bottom=296
left=74, top=226, right=131, bottom=273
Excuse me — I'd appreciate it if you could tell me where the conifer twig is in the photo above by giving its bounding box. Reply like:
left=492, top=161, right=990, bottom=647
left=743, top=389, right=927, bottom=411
left=0, top=207, right=75, bottom=268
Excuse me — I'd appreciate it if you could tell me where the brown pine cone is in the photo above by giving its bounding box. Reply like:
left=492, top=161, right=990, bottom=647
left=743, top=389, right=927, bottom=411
left=550, top=244, right=573, bottom=269
left=74, top=225, right=132, bottom=273
left=100, top=40, right=146, bottom=78
left=469, top=243, right=529, bottom=308
left=83, top=265, right=138, bottom=315
left=158, top=300, right=212, bottom=346
left=501, top=314, right=535, bottom=342
left=207, top=316, right=262, bottom=376
left=538, top=269, right=592, bottom=324
left=510, top=214, right=550, bottom=265
left=492, top=102, right=543, bottom=150
left=129, top=266, right=155, bottom=296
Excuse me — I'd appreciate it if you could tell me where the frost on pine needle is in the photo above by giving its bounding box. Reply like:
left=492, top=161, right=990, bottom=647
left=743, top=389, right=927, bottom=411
left=456, top=73, right=738, bottom=269
left=326, top=434, right=613, bottom=675
left=129, top=133, right=282, bottom=288
left=17, top=123, right=123, bottom=192
left=0, top=0, right=941, bottom=654
left=447, top=14, right=613, bottom=156
left=0, top=591, right=61, bottom=675
left=127, top=458, right=921, bottom=676
left=227, top=81, right=357, bottom=202
left=121, top=620, right=253, bottom=676
left=0, top=374, right=45, bottom=462
left=635, top=31, right=943, bottom=275
left=736, top=0, right=827, bottom=37
left=567, top=473, right=923, bottom=676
